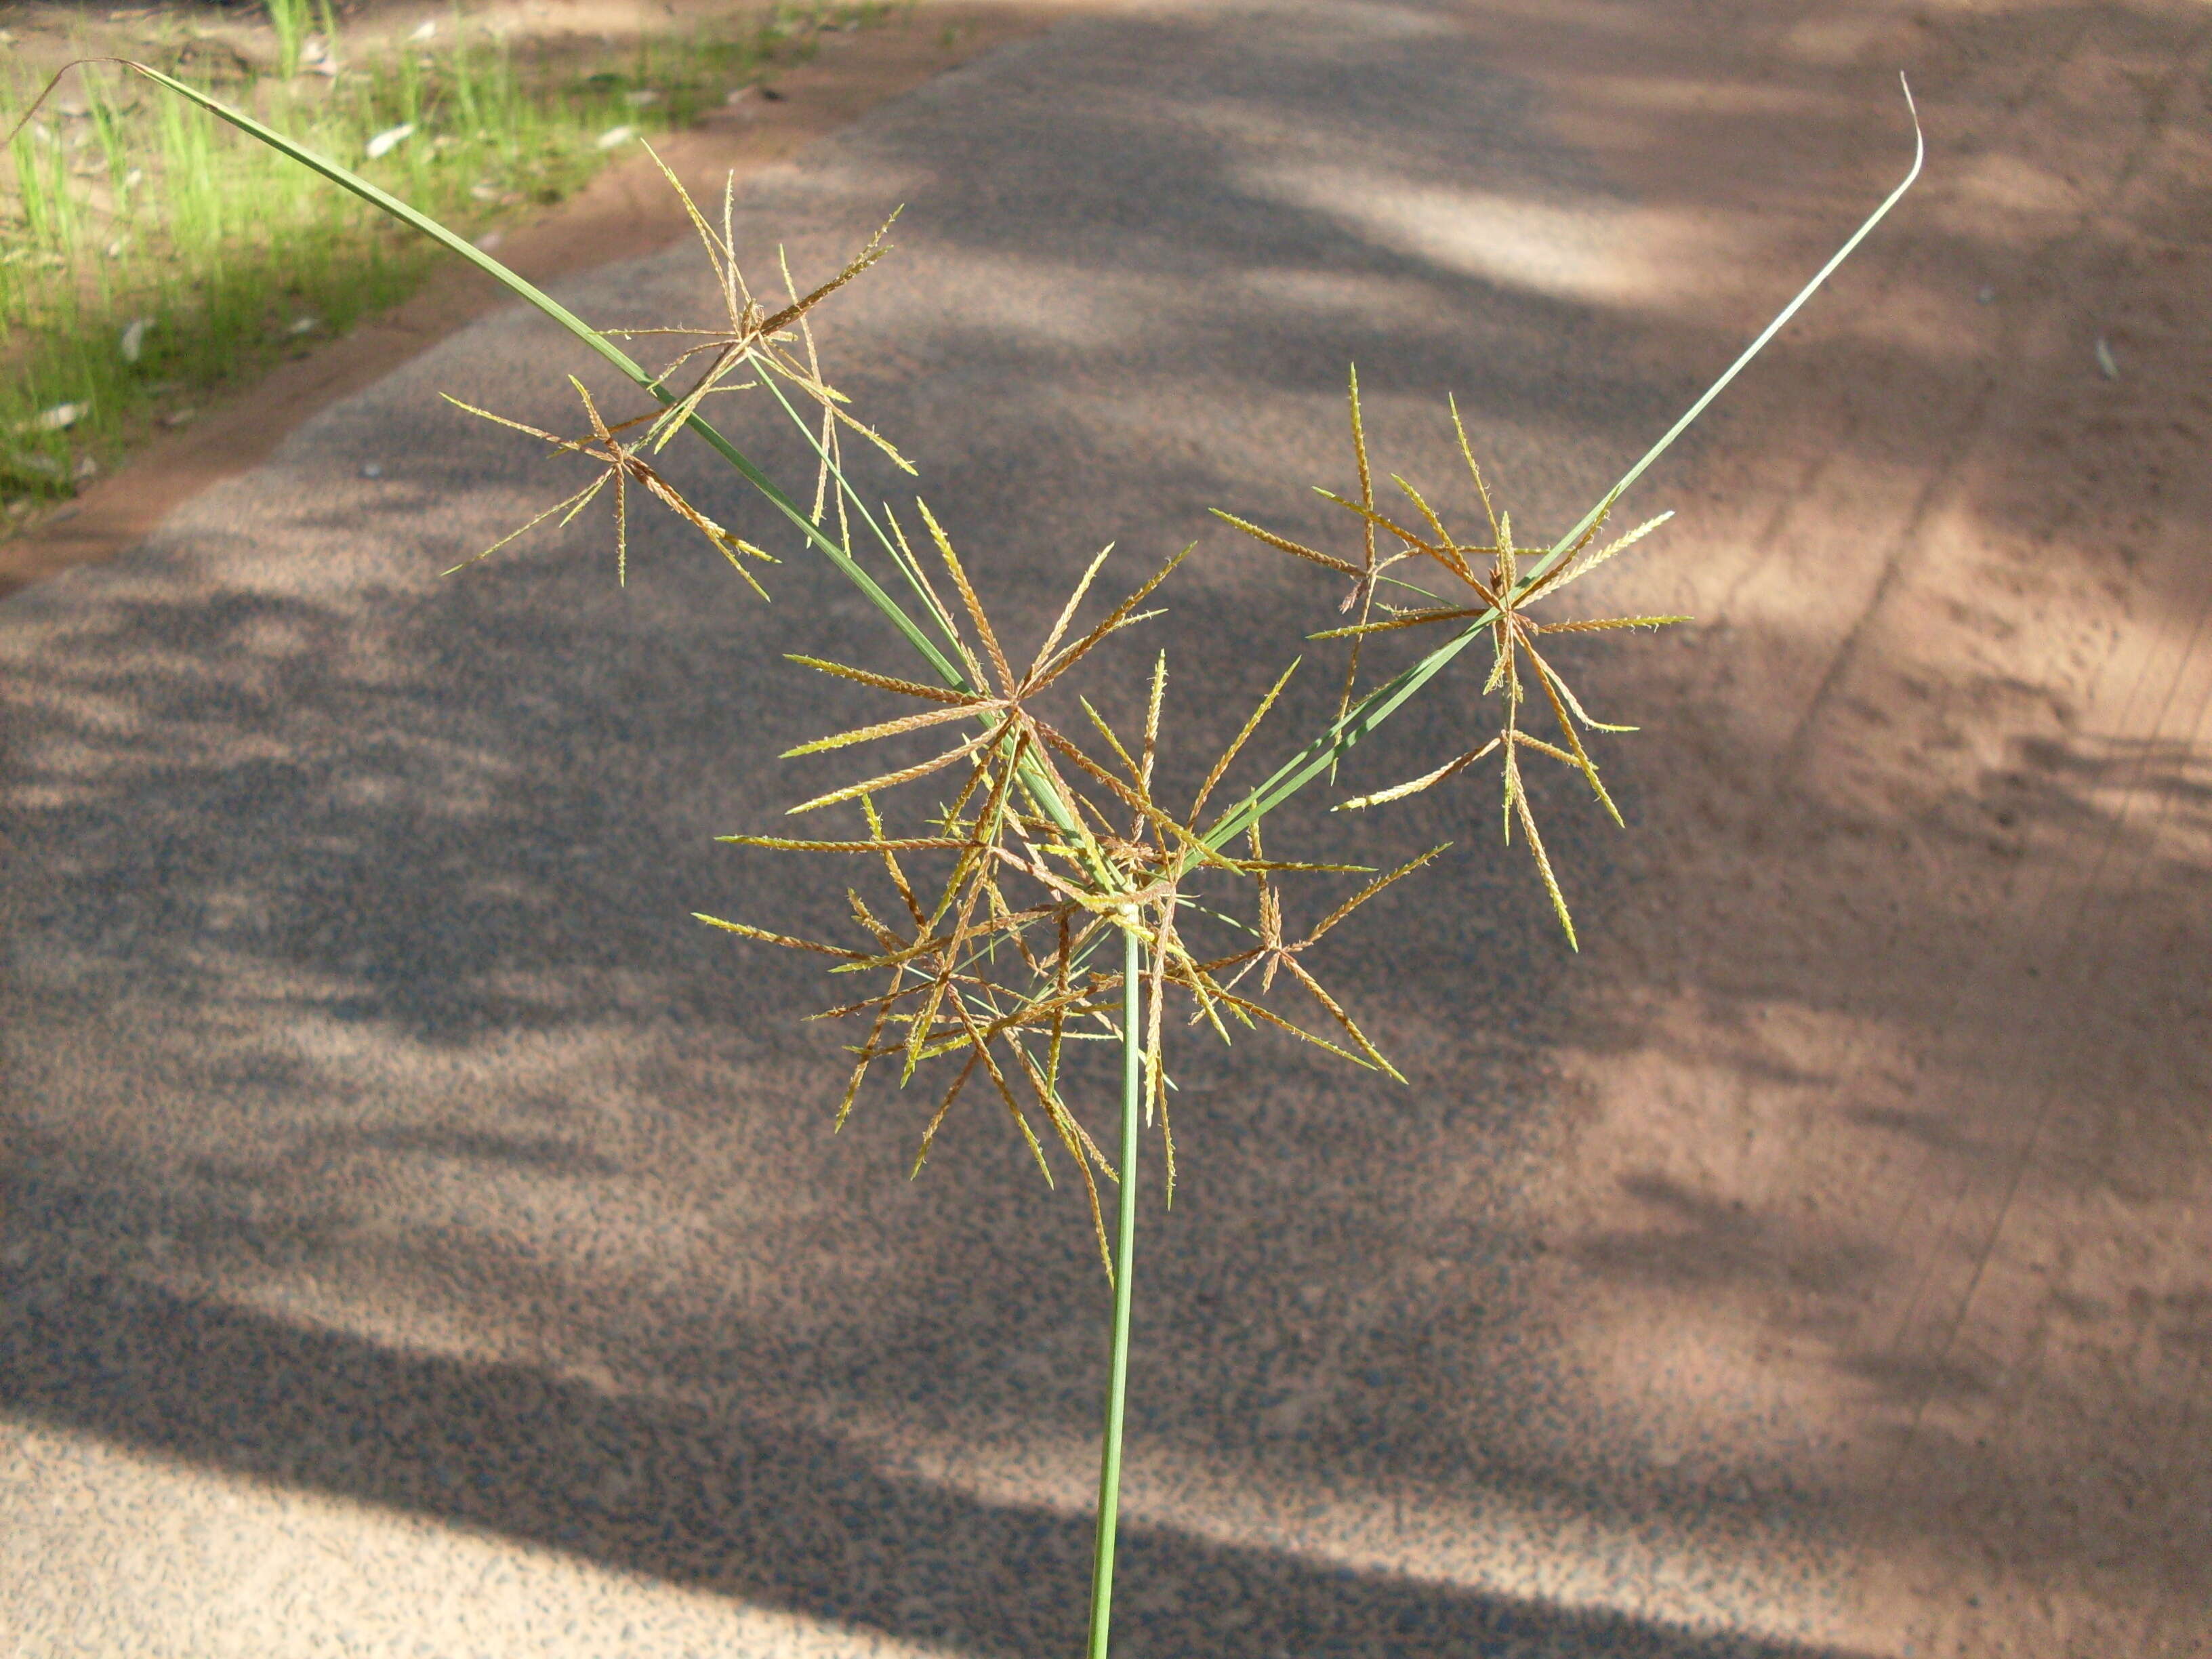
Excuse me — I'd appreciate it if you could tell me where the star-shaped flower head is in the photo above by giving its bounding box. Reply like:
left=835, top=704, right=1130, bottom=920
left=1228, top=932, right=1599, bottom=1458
left=699, top=790, right=1128, bottom=1271
left=612, top=144, right=912, bottom=530
left=1193, top=823, right=1443, bottom=1078
left=1065, top=653, right=1431, bottom=1195
left=442, top=147, right=907, bottom=588
left=695, top=508, right=1191, bottom=1269
left=443, top=375, right=777, bottom=590
left=1219, top=388, right=1688, bottom=947
left=695, top=517, right=1439, bottom=1273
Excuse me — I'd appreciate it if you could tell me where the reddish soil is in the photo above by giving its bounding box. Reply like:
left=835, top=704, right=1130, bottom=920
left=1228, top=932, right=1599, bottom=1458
left=1465, top=2, right=2212, bottom=1651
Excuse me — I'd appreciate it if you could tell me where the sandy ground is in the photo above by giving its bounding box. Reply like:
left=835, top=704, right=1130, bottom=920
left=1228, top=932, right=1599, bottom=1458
left=3, top=1, right=2209, bottom=1656
left=1470, top=3, right=2212, bottom=1652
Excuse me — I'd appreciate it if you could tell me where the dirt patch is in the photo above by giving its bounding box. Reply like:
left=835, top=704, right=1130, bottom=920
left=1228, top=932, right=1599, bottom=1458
left=0, top=0, right=1069, bottom=599
left=1452, top=1, right=2212, bottom=1652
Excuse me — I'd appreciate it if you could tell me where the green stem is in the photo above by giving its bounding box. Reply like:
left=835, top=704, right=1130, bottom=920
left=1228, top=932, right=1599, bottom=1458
left=104, top=59, right=1921, bottom=1659
left=1190, top=78, right=1925, bottom=867
left=1086, top=923, right=1143, bottom=1659
left=112, top=56, right=1921, bottom=907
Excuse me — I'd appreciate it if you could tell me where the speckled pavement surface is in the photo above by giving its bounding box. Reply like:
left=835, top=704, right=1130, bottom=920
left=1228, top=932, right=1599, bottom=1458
left=1, top=3, right=1861, bottom=1654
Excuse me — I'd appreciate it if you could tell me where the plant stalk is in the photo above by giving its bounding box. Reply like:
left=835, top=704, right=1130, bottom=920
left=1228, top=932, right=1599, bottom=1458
left=94, top=60, right=1923, bottom=910
left=1086, top=922, right=1144, bottom=1659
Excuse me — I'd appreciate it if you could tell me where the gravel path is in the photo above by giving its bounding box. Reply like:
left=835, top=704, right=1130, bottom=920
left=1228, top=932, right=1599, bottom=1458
left=4, top=3, right=1860, bottom=1654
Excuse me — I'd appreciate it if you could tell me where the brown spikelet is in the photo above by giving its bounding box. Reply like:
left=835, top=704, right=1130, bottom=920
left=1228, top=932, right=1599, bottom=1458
left=699, top=522, right=1437, bottom=1272
left=1223, top=394, right=1687, bottom=943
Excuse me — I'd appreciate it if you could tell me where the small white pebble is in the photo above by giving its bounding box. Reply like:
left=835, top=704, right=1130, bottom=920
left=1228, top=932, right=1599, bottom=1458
left=119, top=316, right=149, bottom=363
left=408, top=20, right=437, bottom=41
left=22, top=401, right=87, bottom=433
left=2094, top=335, right=2120, bottom=380
left=287, top=314, right=321, bottom=335
left=1975, top=285, right=1995, bottom=304
left=472, top=228, right=504, bottom=252
left=595, top=125, right=636, bottom=150
left=361, top=462, right=384, bottom=478
left=365, top=122, right=415, bottom=160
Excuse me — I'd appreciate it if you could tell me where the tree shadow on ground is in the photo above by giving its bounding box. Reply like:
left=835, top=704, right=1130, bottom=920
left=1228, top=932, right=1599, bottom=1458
left=9, top=0, right=2212, bottom=1648
left=0, top=1210, right=1866, bottom=1659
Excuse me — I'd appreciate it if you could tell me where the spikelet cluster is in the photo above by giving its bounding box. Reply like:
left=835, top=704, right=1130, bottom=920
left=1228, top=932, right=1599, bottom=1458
left=696, top=508, right=1438, bottom=1275
left=443, top=144, right=909, bottom=586
left=1217, top=369, right=1687, bottom=947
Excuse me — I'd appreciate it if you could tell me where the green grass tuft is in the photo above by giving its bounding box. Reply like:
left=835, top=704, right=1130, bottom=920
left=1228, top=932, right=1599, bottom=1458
left=0, top=0, right=897, bottom=523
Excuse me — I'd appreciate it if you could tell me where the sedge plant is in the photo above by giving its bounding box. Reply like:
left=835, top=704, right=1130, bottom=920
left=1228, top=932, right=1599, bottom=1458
left=16, top=55, right=1922, bottom=1658
left=0, top=3, right=888, bottom=512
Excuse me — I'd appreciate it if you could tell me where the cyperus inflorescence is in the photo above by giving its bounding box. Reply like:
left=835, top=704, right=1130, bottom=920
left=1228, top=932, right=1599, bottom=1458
left=695, top=509, right=1437, bottom=1272
left=442, top=147, right=908, bottom=587
left=1218, top=370, right=1689, bottom=947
